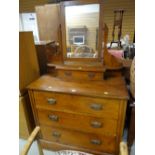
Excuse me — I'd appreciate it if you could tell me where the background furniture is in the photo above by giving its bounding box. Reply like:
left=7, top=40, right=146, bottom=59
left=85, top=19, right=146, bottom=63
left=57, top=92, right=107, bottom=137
left=35, top=4, right=60, bottom=42
left=19, top=32, right=40, bottom=138
left=35, top=4, right=63, bottom=64
left=35, top=41, right=53, bottom=75
left=110, top=10, right=125, bottom=48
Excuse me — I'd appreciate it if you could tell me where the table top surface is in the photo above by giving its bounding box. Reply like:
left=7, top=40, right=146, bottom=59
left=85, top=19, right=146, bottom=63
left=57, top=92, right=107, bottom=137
left=28, top=75, right=129, bottom=100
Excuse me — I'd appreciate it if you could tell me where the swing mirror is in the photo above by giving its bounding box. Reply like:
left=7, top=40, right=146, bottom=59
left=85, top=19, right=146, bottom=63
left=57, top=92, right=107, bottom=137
left=61, top=0, right=103, bottom=61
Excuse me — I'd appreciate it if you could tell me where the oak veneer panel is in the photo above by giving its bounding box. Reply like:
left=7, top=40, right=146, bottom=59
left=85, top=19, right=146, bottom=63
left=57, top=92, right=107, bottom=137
left=34, top=91, right=120, bottom=119
left=19, top=32, right=40, bottom=95
left=41, top=126, right=116, bottom=154
left=37, top=109, right=117, bottom=135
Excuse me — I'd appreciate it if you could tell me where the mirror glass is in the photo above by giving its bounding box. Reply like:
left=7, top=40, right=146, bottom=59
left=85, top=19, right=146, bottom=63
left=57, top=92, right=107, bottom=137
left=65, top=4, right=100, bottom=58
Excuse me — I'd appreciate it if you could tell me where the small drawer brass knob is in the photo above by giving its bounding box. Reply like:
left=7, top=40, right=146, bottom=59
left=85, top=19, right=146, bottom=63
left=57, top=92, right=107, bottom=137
left=52, top=131, right=61, bottom=138
left=48, top=115, right=59, bottom=122
left=91, top=121, right=103, bottom=128
left=91, top=139, right=102, bottom=145
left=64, top=71, right=72, bottom=77
left=47, top=98, right=56, bottom=105
left=88, top=72, right=95, bottom=78
left=90, top=103, right=103, bottom=110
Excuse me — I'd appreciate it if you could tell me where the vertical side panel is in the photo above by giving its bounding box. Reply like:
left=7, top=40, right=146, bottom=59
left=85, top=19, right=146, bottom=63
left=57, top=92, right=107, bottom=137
left=115, top=100, right=127, bottom=155
left=19, top=32, right=40, bottom=95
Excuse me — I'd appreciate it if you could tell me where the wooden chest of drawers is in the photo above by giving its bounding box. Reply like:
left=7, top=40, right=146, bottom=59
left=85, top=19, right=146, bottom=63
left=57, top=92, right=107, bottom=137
left=28, top=75, right=128, bottom=155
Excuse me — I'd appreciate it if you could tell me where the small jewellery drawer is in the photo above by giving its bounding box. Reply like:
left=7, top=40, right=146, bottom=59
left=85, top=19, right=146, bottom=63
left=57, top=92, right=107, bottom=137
left=37, top=109, right=117, bottom=135
left=41, top=126, right=116, bottom=154
left=56, top=70, right=104, bottom=81
left=34, top=91, right=120, bottom=119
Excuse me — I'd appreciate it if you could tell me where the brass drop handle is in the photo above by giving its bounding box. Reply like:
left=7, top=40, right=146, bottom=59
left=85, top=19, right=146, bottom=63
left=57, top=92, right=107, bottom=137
left=64, top=71, right=72, bottom=76
left=91, top=121, right=102, bottom=128
left=91, top=139, right=102, bottom=145
left=90, top=103, right=103, bottom=110
left=47, top=98, right=56, bottom=105
left=88, top=72, right=95, bottom=78
left=48, top=115, right=59, bottom=122
left=52, top=131, right=61, bottom=138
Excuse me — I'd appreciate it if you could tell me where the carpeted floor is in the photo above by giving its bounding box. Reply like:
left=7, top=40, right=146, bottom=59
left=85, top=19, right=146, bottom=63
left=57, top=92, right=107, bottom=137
left=19, top=139, right=55, bottom=155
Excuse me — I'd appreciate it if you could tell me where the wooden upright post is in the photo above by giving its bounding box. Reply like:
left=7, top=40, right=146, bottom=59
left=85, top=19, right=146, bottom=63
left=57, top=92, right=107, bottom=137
left=110, top=10, right=125, bottom=49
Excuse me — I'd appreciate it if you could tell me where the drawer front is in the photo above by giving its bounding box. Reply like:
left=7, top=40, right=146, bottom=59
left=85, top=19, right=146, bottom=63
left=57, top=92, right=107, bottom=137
left=56, top=70, right=103, bottom=81
left=41, top=126, right=116, bottom=154
left=37, top=109, right=117, bottom=136
left=34, top=91, right=120, bottom=119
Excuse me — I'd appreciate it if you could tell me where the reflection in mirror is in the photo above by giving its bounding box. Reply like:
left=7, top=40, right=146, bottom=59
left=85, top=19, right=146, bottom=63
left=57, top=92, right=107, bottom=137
left=65, top=4, right=100, bottom=58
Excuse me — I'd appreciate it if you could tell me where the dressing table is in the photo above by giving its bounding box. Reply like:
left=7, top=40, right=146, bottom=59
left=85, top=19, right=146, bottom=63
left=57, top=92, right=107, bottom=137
left=28, top=1, right=129, bottom=155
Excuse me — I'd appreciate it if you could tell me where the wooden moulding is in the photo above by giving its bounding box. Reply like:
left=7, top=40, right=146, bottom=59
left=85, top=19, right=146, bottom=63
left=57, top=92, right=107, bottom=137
left=47, top=63, right=105, bottom=71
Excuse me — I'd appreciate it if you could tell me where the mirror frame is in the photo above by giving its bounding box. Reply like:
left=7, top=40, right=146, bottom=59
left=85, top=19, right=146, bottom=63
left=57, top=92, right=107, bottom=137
left=60, top=0, right=104, bottom=63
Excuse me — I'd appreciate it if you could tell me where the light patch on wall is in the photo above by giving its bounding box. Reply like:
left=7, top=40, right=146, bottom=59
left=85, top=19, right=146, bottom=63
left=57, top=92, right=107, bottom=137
left=65, top=4, right=99, bottom=18
left=19, top=13, right=39, bottom=41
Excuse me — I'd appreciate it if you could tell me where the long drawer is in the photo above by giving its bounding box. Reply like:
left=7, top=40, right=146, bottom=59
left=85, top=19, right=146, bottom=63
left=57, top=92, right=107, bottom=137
left=41, top=125, right=116, bottom=154
left=37, top=109, right=117, bottom=136
left=34, top=91, right=120, bottom=119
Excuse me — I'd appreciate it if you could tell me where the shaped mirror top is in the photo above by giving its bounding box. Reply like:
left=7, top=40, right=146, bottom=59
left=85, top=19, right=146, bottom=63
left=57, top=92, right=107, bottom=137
left=65, top=4, right=100, bottom=58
